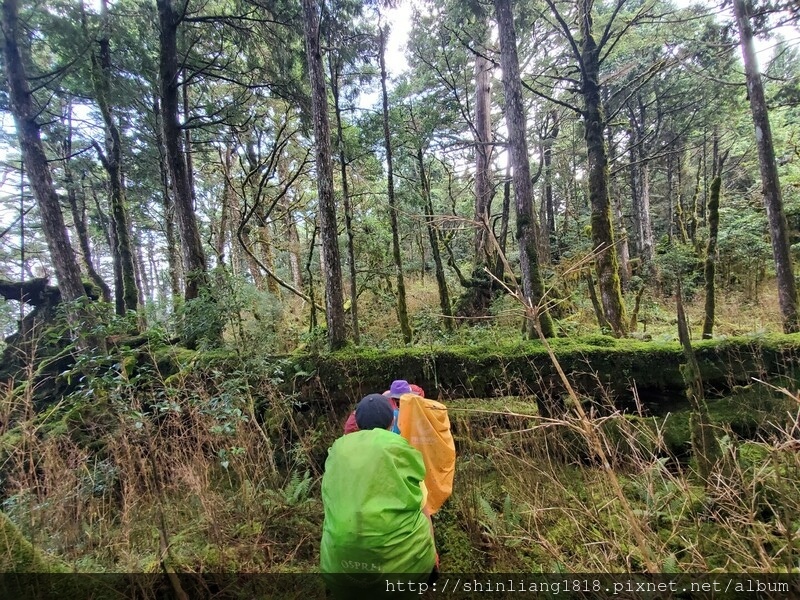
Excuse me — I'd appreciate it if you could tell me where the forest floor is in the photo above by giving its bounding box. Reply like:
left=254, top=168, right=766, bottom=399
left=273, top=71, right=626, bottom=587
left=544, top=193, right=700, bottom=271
left=274, top=277, right=785, bottom=354
left=0, top=278, right=798, bottom=585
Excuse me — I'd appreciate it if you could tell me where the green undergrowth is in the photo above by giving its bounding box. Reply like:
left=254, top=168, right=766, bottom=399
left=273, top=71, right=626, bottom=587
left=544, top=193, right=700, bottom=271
left=0, top=349, right=798, bottom=581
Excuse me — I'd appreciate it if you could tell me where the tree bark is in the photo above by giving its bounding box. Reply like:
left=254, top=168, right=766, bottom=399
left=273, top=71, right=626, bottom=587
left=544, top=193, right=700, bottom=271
left=474, top=51, right=495, bottom=266
left=1, top=0, right=86, bottom=305
left=329, top=52, right=360, bottom=343
left=733, top=0, right=799, bottom=333
left=702, top=150, right=726, bottom=339
left=91, top=0, right=138, bottom=315
left=301, top=0, right=347, bottom=349
left=417, top=147, right=453, bottom=330
left=606, top=113, right=630, bottom=288
left=494, top=0, right=554, bottom=338
left=379, top=22, right=412, bottom=344
left=157, top=0, right=207, bottom=302
left=676, top=280, right=721, bottom=482
left=152, top=94, right=182, bottom=303
left=628, top=98, right=654, bottom=269
left=257, top=223, right=281, bottom=296
left=543, top=111, right=559, bottom=262
left=579, top=0, right=627, bottom=336
left=215, top=145, right=234, bottom=265
left=63, top=103, right=112, bottom=303
left=283, top=205, right=304, bottom=291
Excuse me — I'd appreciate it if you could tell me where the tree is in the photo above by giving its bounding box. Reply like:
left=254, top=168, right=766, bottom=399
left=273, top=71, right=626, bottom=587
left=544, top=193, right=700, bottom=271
left=89, top=0, right=139, bottom=315
left=703, top=142, right=727, bottom=339
left=732, top=0, right=799, bottom=333
left=473, top=33, right=495, bottom=267
left=379, top=20, right=413, bottom=344
left=156, top=0, right=208, bottom=302
left=324, top=0, right=373, bottom=344
left=576, top=0, right=626, bottom=335
left=60, top=99, right=112, bottom=304
left=1, top=0, right=86, bottom=306
left=494, top=0, right=554, bottom=338
left=301, top=0, right=347, bottom=349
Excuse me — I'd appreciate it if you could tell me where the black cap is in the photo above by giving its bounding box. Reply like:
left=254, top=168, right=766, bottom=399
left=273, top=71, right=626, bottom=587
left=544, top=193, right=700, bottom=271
left=355, top=393, right=394, bottom=430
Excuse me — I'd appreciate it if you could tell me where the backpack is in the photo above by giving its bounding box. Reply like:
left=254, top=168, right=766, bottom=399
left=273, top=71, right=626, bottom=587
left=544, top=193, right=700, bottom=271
left=397, top=393, right=456, bottom=514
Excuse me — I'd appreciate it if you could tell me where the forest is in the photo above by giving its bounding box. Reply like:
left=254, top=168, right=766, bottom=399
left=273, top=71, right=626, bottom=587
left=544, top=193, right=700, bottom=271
left=1, top=0, right=799, bottom=595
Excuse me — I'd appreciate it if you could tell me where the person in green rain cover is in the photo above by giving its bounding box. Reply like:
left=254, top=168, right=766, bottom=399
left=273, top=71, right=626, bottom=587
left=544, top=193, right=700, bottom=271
left=321, top=393, right=437, bottom=598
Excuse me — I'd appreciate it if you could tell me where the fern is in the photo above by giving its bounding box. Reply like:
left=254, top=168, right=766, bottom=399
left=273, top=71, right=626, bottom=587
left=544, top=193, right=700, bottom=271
left=283, top=470, right=312, bottom=506
left=477, top=495, right=498, bottom=532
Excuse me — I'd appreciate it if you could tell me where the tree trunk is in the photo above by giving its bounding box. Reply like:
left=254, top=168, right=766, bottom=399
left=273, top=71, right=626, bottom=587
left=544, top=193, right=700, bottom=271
left=63, top=102, right=112, bottom=303
left=585, top=271, right=610, bottom=331
left=91, top=0, right=138, bottom=315
left=733, top=0, right=799, bottom=333
left=1, top=0, right=86, bottom=305
left=301, top=0, right=347, bottom=349
left=676, top=280, right=721, bottom=482
left=240, top=226, right=267, bottom=290
left=257, top=223, right=281, bottom=296
left=606, top=114, right=630, bottom=288
left=494, top=0, right=554, bottom=338
left=329, top=53, right=360, bottom=343
left=215, top=145, right=233, bottom=265
left=628, top=99, right=655, bottom=270
left=702, top=150, right=726, bottom=339
left=543, top=111, right=559, bottom=262
left=135, top=237, right=150, bottom=306
left=379, top=22, right=412, bottom=344
left=474, top=51, right=495, bottom=266
left=152, top=94, right=182, bottom=303
left=579, top=0, right=626, bottom=336
left=417, top=147, right=453, bottom=330
left=156, top=0, right=207, bottom=302
left=182, top=76, right=196, bottom=210
left=284, top=207, right=304, bottom=291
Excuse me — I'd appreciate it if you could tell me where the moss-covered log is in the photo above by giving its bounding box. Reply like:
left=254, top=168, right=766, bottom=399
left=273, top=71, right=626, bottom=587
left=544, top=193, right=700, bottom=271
left=285, top=333, right=800, bottom=411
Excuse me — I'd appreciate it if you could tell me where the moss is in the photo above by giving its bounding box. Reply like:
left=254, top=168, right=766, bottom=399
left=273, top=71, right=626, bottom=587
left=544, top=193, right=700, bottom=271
left=737, top=442, right=770, bottom=470
left=292, top=333, right=800, bottom=410
left=0, top=510, right=66, bottom=572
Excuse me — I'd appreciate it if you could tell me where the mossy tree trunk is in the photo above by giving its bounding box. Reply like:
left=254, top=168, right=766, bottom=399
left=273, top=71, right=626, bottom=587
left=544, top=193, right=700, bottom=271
left=579, top=0, right=627, bottom=336
left=733, top=0, right=799, bottom=334
left=676, top=281, right=721, bottom=482
left=2, top=0, right=87, bottom=308
left=329, top=49, right=360, bottom=343
left=0, top=510, right=66, bottom=572
left=494, top=0, right=554, bottom=339
left=90, top=0, right=139, bottom=316
left=157, top=0, right=208, bottom=303
left=703, top=146, right=727, bottom=339
left=301, top=0, right=347, bottom=349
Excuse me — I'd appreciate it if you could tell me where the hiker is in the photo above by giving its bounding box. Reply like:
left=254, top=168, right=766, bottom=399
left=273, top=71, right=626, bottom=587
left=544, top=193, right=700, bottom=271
left=321, top=393, right=437, bottom=598
left=342, top=379, right=423, bottom=435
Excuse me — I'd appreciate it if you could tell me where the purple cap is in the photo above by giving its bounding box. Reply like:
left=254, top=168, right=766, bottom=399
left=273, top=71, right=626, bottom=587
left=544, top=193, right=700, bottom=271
left=355, top=394, right=395, bottom=430
left=387, top=379, right=413, bottom=399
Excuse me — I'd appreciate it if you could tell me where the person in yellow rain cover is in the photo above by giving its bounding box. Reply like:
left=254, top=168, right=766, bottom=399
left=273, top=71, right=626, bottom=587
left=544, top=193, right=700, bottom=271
left=321, top=394, right=436, bottom=599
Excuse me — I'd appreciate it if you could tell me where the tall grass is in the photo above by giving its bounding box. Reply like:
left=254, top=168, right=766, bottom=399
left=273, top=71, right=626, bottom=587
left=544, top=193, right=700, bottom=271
left=0, top=337, right=798, bottom=578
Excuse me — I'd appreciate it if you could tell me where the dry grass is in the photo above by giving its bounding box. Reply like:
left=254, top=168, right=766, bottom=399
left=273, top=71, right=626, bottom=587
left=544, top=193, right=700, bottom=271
left=0, top=279, right=797, bottom=580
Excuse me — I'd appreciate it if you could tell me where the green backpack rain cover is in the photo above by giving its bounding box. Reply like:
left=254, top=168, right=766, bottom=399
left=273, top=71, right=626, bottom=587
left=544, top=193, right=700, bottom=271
left=320, top=428, right=435, bottom=579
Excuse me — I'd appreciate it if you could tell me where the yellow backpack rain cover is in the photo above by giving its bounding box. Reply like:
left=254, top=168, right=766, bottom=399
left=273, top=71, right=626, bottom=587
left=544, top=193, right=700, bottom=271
left=397, top=393, right=455, bottom=514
